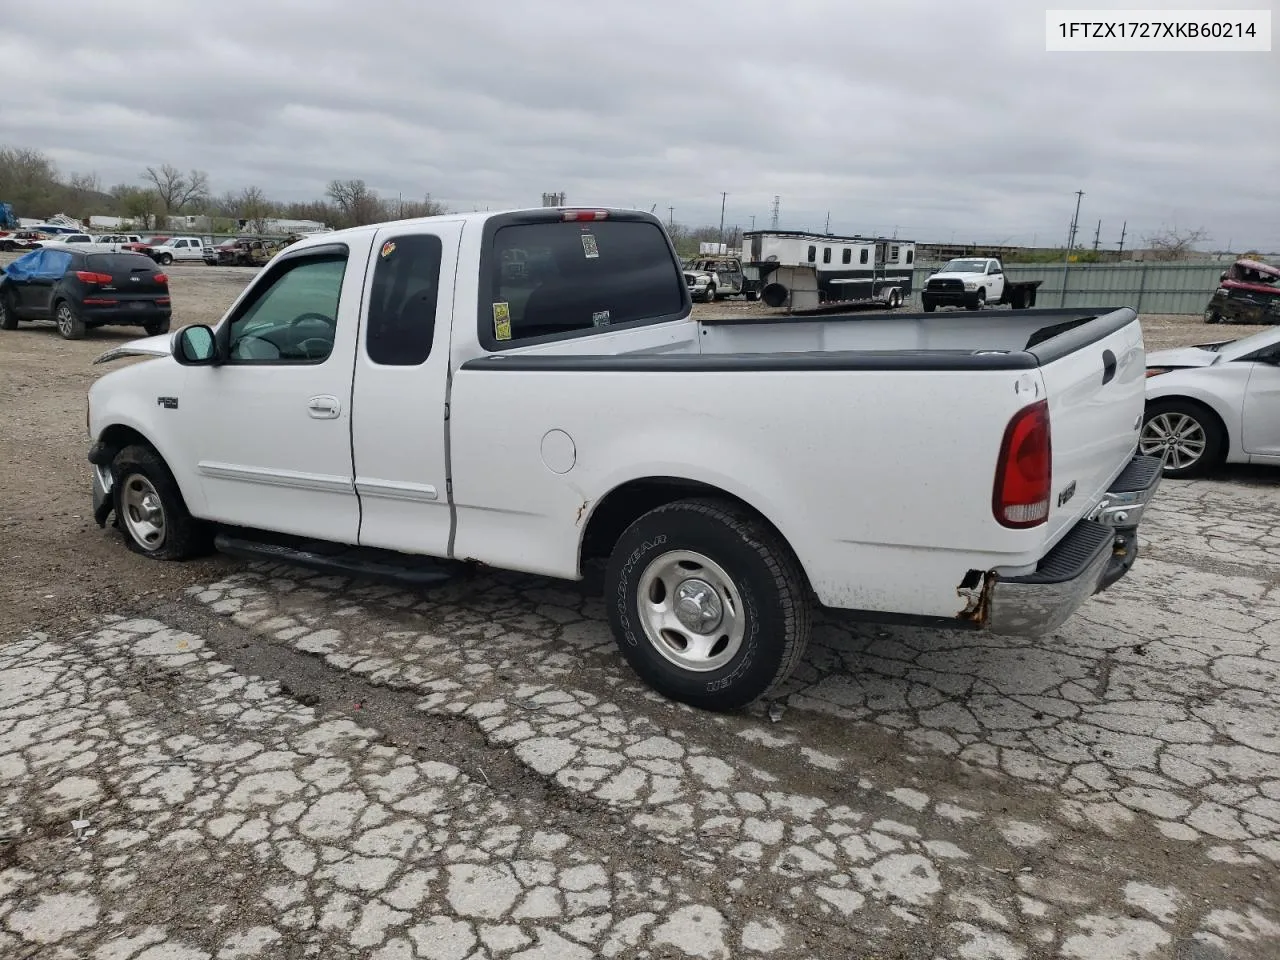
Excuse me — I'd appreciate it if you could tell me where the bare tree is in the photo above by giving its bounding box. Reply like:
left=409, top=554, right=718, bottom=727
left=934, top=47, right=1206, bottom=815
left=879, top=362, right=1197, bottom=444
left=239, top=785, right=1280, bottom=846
left=66, top=171, right=102, bottom=219
left=326, top=178, right=385, bottom=227
left=0, top=146, right=62, bottom=214
left=1142, top=226, right=1211, bottom=261
left=397, top=193, right=449, bottom=219
left=141, top=164, right=211, bottom=216
left=228, top=185, right=274, bottom=233
left=111, top=184, right=163, bottom=230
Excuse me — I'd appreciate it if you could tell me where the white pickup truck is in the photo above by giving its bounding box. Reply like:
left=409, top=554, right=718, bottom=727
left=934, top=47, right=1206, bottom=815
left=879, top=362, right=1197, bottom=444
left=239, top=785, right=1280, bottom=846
left=86, top=208, right=1161, bottom=711
left=149, top=237, right=207, bottom=265
left=922, top=257, right=1044, bottom=312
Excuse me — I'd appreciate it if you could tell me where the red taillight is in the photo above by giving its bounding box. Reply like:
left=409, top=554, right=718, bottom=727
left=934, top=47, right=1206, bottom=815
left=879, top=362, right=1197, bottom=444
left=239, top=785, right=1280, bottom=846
left=560, top=209, right=608, bottom=221
left=153, top=273, right=168, bottom=285
left=155, top=297, right=171, bottom=305
left=993, top=399, right=1052, bottom=529
left=75, top=271, right=113, bottom=284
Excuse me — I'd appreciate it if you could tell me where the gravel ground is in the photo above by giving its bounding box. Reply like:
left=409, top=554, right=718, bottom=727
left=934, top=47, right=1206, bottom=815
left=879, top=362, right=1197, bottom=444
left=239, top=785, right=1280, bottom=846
left=1, top=262, right=1278, bottom=959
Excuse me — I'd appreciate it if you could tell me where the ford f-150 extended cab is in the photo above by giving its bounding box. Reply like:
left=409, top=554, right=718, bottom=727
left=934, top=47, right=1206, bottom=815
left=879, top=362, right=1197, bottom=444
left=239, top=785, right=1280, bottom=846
left=86, top=208, right=1161, bottom=711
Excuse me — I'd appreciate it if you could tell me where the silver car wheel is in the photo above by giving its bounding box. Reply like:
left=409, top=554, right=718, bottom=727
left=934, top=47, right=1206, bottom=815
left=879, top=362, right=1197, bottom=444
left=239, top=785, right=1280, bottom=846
left=1140, top=412, right=1207, bottom=472
left=636, top=549, right=745, bottom=673
left=121, top=474, right=167, bottom=551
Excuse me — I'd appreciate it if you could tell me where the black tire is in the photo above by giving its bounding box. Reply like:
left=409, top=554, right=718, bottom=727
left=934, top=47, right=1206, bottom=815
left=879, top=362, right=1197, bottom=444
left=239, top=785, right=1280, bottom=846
left=1203, top=307, right=1225, bottom=325
left=967, top=289, right=986, bottom=311
left=157, top=253, right=173, bottom=266
left=144, top=318, right=171, bottom=336
left=746, top=290, right=760, bottom=302
left=54, top=300, right=86, bottom=340
left=0, top=291, right=17, bottom=330
left=604, top=498, right=811, bottom=711
left=703, top=285, right=717, bottom=303
left=111, top=444, right=210, bottom=559
left=1139, top=399, right=1225, bottom=479
left=922, top=301, right=936, bottom=312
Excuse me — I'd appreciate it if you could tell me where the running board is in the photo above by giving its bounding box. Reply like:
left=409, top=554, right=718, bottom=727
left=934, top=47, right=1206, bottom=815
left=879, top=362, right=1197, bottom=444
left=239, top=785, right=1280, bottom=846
left=213, top=532, right=461, bottom=587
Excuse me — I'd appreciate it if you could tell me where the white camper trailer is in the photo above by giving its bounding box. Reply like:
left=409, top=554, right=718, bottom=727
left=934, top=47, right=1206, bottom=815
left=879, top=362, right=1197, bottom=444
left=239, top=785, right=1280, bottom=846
left=742, top=230, right=915, bottom=313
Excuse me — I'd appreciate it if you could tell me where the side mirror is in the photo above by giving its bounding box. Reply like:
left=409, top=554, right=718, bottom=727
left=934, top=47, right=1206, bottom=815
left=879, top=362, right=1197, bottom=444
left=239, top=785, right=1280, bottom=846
left=174, top=324, right=218, bottom=365
left=1220, top=272, right=1228, bottom=282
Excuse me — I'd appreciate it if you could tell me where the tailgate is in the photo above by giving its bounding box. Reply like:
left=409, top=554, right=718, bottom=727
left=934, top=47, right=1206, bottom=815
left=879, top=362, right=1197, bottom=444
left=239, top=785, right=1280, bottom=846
left=87, top=253, right=169, bottom=299
left=1034, top=310, right=1146, bottom=547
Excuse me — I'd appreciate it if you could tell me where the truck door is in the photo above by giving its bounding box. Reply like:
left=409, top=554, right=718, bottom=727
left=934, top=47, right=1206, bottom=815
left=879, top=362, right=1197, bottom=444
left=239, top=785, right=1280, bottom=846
left=351, top=221, right=463, bottom=557
left=986, top=261, right=1005, bottom=301
left=176, top=243, right=361, bottom=542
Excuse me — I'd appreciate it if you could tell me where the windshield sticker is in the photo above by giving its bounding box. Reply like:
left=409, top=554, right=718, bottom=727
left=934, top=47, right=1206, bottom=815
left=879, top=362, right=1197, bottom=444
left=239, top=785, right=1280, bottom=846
left=592, top=310, right=611, bottom=327
left=492, top=302, right=512, bottom=341
left=581, top=233, right=599, bottom=259
left=380, top=240, right=396, bottom=259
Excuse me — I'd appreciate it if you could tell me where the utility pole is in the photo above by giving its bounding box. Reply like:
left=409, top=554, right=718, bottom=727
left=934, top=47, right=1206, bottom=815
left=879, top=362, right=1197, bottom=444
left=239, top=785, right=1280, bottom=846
left=1065, top=190, right=1084, bottom=256
left=718, top=192, right=727, bottom=244
left=668, top=206, right=674, bottom=229
left=770, top=196, right=780, bottom=230
left=1116, top=220, right=1127, bottom=260
left=1092, top=219, right=1101, bottom=252
left=749, top=215, right=755, bottom=231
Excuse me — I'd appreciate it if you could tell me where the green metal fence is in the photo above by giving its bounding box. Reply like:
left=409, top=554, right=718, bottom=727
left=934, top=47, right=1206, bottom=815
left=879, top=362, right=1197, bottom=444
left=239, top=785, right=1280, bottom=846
left=909, top=261, right=1225, bottom=315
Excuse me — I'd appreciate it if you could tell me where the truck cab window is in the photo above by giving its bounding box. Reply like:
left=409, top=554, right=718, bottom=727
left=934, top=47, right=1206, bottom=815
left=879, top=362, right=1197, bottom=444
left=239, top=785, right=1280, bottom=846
left=366, top=234, right=442, bottom=365
left=227, top=255, right=347, bottom=363
left=484, top=219, right=684, bottom=347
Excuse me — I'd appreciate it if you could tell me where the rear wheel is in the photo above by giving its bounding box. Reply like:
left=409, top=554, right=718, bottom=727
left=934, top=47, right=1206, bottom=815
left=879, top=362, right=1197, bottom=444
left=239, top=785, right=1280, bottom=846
left=55, top=301, right=86, bottom=339
left=111, top=445, right=209, bottom=559
left=1139, top=400, right=1225, bottom=478
left=886, top=289, right=901, bottom=309
left=604, top=498, right=811, bottom=711
left=0, top=292, right=17, bottom=330
left=144, top=318, right=171, bottom=336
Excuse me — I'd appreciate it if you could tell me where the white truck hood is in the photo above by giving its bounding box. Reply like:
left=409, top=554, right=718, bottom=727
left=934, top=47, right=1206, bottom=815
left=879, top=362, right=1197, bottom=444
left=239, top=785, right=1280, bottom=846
left=927, top=271, right=985, bottom=283
left=93, top=333, right=174, bottom=365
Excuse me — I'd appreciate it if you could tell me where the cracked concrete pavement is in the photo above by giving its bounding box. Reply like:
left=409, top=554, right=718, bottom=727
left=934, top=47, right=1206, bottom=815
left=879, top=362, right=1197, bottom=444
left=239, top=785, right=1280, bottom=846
left=3, top=470, right=1278, bottom=959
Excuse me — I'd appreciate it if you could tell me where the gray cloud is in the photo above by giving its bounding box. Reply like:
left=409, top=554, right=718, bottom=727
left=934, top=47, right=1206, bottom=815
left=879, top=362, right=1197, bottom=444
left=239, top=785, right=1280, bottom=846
left=1, top=0, right=1275, bottom=249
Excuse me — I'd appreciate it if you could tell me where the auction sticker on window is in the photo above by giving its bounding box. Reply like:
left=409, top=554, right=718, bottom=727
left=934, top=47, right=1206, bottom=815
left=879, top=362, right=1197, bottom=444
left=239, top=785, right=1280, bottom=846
left=592, top=310, right=611, bottom=327
left=492, top=302, right=512, bottom=341
left=581, top=233, right=599, bottom=259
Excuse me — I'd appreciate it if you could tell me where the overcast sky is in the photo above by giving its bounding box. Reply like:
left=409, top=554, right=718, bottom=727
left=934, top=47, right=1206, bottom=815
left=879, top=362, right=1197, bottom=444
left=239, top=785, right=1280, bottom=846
left=1, top=0, right=1276, bottom=249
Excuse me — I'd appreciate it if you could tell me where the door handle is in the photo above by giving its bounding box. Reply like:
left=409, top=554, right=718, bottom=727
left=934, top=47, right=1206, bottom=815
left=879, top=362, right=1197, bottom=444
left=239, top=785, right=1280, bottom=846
left=1101, top=350, right=1117, bottom=385
left=307, top=395, right=341, bottom=419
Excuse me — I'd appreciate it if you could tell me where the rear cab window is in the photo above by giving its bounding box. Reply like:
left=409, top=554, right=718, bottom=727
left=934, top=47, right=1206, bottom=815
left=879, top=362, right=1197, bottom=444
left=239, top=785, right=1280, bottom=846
left=478, top=213, right=687, bottom=350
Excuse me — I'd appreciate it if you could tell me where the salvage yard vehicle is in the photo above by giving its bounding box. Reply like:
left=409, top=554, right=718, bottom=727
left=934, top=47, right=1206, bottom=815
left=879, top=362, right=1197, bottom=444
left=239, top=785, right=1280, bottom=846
left=922, top=258, right=1043, bottom=311
left=86, top=207, right=1161, bottom=711
left=206, top=237, right=273, bottom=267
left=149, top=236, right=207, bottom=265
left=1204, top=258, right=1280, bottom=326
left=742, top=230, right=914, bottom=313
left=682, top=256, right=760, bottom=302
left=1141, top=325, right=1280, bottom=478
left=0, top=248, right=171, bottom=339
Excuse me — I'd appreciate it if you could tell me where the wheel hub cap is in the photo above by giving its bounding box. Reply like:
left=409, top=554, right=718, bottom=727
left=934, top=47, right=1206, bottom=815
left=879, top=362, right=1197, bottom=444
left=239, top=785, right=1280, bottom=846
left=673, top=578, right=723, bottom=633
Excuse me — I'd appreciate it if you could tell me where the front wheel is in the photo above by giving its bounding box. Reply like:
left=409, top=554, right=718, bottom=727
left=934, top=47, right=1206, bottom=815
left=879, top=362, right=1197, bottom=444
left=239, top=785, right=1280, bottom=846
left=157, top=253, right=173, bottom=266
left=1139, top=400, right=1224, bottom=479
left=967, top=289, right=986, bottom=311
left=922, top=301, right=936, bottom=313
left=604, top=498, right=811, bottom=711
left=746, top=290, right=760, bottom=302
left=1204, top=307, right=1225, bottom=324
left=111, top=445, right=209, bottom=559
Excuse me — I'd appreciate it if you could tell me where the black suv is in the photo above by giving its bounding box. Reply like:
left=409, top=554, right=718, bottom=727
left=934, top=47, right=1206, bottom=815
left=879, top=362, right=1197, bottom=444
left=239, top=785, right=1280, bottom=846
left=0, top=248, right=172, bottom=339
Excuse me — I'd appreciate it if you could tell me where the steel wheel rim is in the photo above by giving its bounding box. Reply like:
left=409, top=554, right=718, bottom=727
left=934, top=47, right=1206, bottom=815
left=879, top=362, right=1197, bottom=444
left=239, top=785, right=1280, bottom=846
left=57, top=305, right=73, bottom=336
left=636, top=549, right=745, bottom=673
left=121, top=474, right=166, bottom=550
left=1140, top=412, right=1207, bottom=471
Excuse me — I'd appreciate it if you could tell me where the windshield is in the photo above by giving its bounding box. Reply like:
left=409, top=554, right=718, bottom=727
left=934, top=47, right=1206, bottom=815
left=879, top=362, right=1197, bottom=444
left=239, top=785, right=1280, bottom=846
left=939, top=259, right=989, bottom=273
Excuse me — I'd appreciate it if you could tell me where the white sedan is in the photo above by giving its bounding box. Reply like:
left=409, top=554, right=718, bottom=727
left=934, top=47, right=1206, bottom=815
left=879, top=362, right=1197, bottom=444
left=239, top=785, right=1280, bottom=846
left=1142, top=325, right=1280, bottom=477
